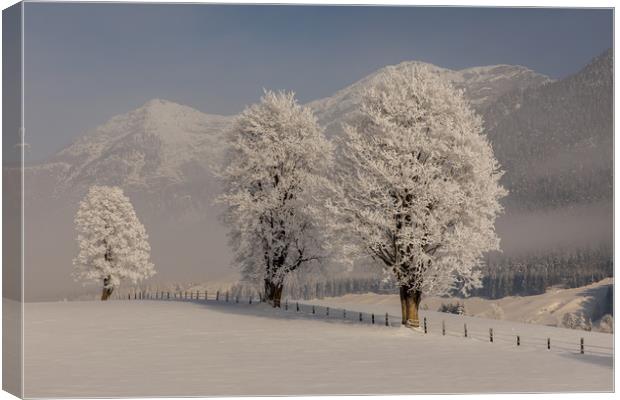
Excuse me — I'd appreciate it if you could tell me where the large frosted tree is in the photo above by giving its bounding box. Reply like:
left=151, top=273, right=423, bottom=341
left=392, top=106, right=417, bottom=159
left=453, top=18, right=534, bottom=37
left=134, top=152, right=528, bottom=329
left=73, top=186, right=155, bottom=300
left=218, top=90, right=332, bottom=307
left=328, top=65, right=507, bottom=327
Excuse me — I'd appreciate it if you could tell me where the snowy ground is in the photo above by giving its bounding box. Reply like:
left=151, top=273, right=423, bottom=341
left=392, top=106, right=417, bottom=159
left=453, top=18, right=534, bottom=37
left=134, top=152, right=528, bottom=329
left=23, top=299, right=612, bottom=397
left=306, top=277, right=613, bottom=330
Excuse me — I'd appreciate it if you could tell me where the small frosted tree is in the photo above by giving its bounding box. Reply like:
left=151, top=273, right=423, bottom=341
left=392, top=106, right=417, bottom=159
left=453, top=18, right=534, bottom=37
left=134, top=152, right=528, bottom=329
left=599, top=314, right=613, bottom=333
left=328, top=65, right=506, bottom=328
left=73, top=186, right=155, bottom=300
left=218, top=90, right=333, bottom=307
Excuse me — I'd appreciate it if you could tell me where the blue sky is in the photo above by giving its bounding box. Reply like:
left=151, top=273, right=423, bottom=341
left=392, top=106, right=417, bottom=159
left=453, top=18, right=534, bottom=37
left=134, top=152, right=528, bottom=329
left=24, top=4, right=612, bottom=161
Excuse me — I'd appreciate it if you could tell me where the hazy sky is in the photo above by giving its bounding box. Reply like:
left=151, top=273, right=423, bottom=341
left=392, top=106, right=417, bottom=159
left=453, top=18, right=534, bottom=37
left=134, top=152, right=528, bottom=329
left=24, top=4, right=612, bottom=161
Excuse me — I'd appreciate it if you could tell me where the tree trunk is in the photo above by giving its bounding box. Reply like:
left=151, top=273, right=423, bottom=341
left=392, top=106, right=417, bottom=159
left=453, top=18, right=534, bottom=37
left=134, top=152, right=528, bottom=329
left=101, top=277, right=114, bottom=301
left=399, top=285, right=422, bottom=328
left=399, top=286, right=407, bottom=325
left=264, top=280, right=283, bottom=308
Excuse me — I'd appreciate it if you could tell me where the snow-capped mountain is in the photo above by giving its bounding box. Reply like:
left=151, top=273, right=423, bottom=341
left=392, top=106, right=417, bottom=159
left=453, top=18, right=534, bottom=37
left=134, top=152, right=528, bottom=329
left=54, top=99, right=231, bottom=192
left=308, top=61, right=551, bottom=137
left=26, top=99, right=235, bottom=218
left=26, top=62, right=551, bottom=213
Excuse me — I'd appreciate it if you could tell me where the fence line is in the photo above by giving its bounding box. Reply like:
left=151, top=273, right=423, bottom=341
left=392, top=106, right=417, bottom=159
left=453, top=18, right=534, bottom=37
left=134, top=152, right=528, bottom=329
left=111, top=290, right=613, bottom=357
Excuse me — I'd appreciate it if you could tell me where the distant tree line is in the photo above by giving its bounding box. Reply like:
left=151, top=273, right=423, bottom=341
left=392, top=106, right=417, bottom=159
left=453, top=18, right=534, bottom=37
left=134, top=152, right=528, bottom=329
left=470, top=245, right=613, bottom=299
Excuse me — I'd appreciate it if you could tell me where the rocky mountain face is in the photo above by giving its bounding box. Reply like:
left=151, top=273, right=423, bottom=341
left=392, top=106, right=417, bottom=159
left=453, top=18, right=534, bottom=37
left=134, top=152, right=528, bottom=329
left=23, top=50, right=612, bottom=300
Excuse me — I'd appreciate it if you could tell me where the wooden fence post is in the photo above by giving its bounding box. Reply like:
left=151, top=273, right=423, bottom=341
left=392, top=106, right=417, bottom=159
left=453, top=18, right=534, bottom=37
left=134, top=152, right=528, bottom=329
left=312, top=305, right=315, bottom=314
left=128, top=293, right=131, bottom=300
left=517, top=335, right=520, bottom=346
left=296, top=302, right=300, bottom=312
left=359, top=312, right=363, bottom=322
left=226, top=292, right=229, bottom=302
left=343, top=309, right=346, bottom=319
left=204, top=290, right=207, bottom=301
left=372, top=313, right=375, bottom=324
left=442, top=320, right=446, bottom=336
left=464, top=323, right=468, bottom=338
left=580, top=338, right=584, bottom=354
left=489, top=328, right=493, bottom=343
left=285, top=300, right=288, bottom=310
left=249, top=296, right=253, bottom=304
left=385, top=313, right=389, bottom=327
left=326, top=307, right=329, bottom=316
left=216, top=291, right=219, bottom=301
left=423, top=317, right=427, bottom=334
left=547, top=338, right=550, bottom=350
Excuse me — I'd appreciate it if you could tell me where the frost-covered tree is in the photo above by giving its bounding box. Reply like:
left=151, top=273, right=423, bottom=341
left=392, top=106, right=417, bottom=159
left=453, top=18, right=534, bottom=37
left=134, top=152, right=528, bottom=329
left=562, top=311, right=593, bottom=331
left=72, top=186, right=155, bottom=300
left=218, top=90, right=333, bottom=307
left=328, top=65, right=506, bottom=328
left=598, top=314, right=613, bottom=333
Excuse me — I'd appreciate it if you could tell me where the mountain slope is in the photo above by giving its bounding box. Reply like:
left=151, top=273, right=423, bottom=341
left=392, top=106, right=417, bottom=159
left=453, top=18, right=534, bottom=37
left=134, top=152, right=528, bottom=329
left=308, top=61, right=551, bottom=137
left=54, top=99, right=232, bottom=193
left=482, top=49, right=613, bottom=210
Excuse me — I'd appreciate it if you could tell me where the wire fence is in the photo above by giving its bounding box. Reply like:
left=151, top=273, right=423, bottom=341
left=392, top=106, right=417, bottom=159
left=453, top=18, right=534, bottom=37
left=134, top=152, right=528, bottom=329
left=111, top=289, right=613, bottom=358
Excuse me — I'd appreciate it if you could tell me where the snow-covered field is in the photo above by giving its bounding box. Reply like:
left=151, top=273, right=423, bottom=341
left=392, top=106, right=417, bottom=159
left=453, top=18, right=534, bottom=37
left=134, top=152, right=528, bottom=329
left=309, top=278, right=614, bottom=335
left=23, top=299, right=612, bottom=397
